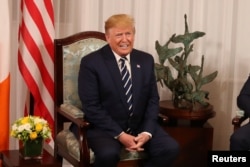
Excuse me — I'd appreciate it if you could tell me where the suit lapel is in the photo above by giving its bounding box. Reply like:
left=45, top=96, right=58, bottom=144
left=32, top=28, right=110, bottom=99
left=102, top=46, right=143, bottom=112
left=102, top=46, right=128, bottom=108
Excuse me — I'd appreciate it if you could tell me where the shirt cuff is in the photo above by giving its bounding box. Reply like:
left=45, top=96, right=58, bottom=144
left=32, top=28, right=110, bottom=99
left=114, top=131, right=125, bottom=139
left=140, top=131, right=152, bottom=138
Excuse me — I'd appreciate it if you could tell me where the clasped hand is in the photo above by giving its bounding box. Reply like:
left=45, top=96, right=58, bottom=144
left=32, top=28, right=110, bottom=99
left=118, top=132, right=150, bottom=152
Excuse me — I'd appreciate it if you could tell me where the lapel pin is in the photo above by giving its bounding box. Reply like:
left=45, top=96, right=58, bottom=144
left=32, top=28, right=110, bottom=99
left=137, top=64, right=141, bottom=68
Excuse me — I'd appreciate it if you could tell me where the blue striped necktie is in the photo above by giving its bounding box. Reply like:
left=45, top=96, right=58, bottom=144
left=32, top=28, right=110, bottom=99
left=120, top=57, right=133, bottom=112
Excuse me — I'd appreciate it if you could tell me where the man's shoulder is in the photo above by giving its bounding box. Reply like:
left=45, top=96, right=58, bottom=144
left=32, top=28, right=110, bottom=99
left=132, top=48, right=151, bottom=56
left=131, top=49, right=153, bottom=62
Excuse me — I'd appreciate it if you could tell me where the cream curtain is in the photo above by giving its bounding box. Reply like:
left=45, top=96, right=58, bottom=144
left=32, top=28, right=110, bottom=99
left=9, top=0, right=250, bottom=151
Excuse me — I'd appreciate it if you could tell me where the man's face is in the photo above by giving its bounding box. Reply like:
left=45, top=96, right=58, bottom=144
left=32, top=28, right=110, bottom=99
left=105, top=26, right=135, bottom=57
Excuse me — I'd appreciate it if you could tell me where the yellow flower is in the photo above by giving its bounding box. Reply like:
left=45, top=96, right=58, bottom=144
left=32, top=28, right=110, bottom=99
left=10, top=130, right=16, bottom=137
left=35, top=123, right=43, bottom=132
left=10, top=116, right=51, bottom=142
left=30, top=132, right=38, bottom=140
left=21, top=116, right=30, bottom=124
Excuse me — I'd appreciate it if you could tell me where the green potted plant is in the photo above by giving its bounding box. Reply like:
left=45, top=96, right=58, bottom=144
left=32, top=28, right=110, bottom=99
left=155, top=14, right=218, bottom=109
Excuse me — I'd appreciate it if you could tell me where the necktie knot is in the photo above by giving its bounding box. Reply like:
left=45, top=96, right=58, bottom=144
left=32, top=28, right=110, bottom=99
left=119, top=57, right=126, bottom=66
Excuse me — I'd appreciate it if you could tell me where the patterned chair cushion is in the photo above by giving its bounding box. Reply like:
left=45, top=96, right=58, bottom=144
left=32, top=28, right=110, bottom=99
left=56, top=129, right=148, bottom=164
left=57, top=104, right=148, bottom=163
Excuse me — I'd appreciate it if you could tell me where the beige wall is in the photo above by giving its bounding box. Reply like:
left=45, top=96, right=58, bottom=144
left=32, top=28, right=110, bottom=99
left=7, top=0, right=250, bottom=151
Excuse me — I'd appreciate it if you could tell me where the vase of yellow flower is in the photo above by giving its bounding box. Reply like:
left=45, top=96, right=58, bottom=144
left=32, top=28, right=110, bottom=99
left=22, top=137, right=44, bottom=159
left=10, top=115, right=51, bottom=159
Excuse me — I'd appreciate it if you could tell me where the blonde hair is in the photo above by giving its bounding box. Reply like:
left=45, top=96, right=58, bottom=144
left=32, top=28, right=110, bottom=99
left=105, top=14, right=135, bottom=33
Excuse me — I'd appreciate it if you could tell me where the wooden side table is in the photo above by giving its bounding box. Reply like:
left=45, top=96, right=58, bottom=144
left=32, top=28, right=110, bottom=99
left=159, top=100, right=215, bottom=167
left=0, top=149, right=61, bottom=167
left=159, top=100, right=216, bottom=126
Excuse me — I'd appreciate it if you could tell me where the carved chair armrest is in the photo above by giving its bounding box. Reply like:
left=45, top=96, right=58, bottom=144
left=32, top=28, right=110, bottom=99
left=57, top=107, right=89, bottom=127
left=158, top=113, right=169, bottom=125
left=232, top=115, right=248, bottom=131
left=56, top=104, right=91, bottom=166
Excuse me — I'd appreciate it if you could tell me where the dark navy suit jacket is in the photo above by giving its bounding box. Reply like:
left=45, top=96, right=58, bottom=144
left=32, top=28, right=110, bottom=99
left=230, top=75, right=250, bottom=151
left=237, top=75, right=250, bottom=117
left=78, top=44, right=160, bottom=138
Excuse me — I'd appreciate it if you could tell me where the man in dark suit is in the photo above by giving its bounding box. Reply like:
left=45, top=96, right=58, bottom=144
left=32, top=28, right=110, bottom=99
left=78, top=14, right=179, bottom=167
left=230, top=75, right=250, bottom=150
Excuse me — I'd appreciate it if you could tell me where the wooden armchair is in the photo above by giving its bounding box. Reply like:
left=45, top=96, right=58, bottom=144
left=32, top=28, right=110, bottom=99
left=232, top=110, right=249, bottom=131
left=54, top=31, right=147, bottom=167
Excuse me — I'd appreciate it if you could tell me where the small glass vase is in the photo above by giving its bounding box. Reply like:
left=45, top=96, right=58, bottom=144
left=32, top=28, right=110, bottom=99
left=20, top=138, right=44, bottom=160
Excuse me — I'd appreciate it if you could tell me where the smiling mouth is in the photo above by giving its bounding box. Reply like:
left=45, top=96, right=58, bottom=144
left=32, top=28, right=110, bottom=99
left=120, top=44, right=129, bottom=49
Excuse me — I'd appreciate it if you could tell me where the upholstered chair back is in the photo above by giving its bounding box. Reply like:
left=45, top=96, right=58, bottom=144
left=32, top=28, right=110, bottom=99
left=62, top=35, right=107, bottom=108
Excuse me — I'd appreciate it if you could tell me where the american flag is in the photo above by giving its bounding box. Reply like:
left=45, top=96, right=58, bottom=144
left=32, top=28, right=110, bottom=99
left=18, top=0, right=55, bottom=143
